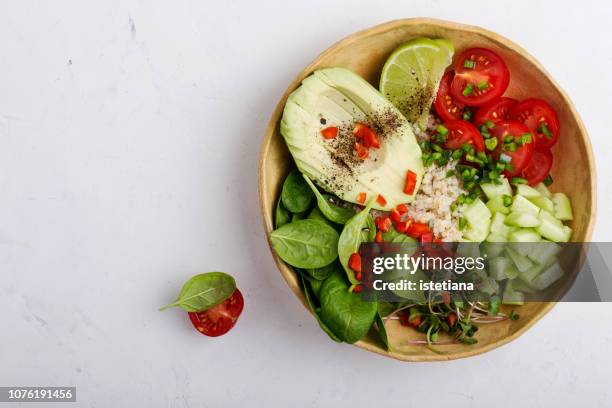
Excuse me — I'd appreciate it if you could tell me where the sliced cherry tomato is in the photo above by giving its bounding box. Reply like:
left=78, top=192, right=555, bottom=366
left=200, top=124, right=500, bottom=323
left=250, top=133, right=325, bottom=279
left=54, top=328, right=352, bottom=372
left=473, top=97, right=517, bottom=125
left=490, top=120, right=534, bottom=177
left=434, top=71, right=466, bottom=121
left=320, top=126, right=338, bottom=139
left=521, top=148, right=553, bottom=186
left=442, top=120, right=485, bottom=152
left=450, top=48, right=510, bottom=107
left=353, top=123, right=380, bottom=148
left=188, top=289, right=244, bottom=337
left=510, top=98, right=560, bottom=149
left=404, top=170, right=418, bottom=195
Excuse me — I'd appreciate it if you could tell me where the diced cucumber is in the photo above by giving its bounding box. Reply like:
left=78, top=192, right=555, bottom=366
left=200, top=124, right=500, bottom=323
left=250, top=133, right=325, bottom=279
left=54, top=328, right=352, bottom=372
left=520, top=259, right=553, bottom=283
left=486, top=195, right=510, bottom=215
left=505, top=212, right=541, bottom=228
left=489, top=256, right=519, bottom=280
left=479, top=276, right=500, bottom=295
left=481, top=241, right=505, bottom=258
left=464, top=226, right=489, bottom=242
left=561, top=225, right=572, bottom=242
left=508, top=228, right=541, bottom=243
left=536, top=210, right=566, bottom=242
left=528, top=196, right=555, bottom=213
left=480, top=178, right=512, bottom=200
left=552, top=193, right=573, bottom=221
left=486, top=233, right=508, bottom=243
left=502, top=280, right=525, bottom=305
left=516, top=184, right=541, bottom=198
left=527, top=241, right=560, bottom=265
left=456, top=242, right=481, bottom=259
left=490, top=212, right=514, bottom=238
left=511, top=278, right=536, bottom=294
left=534, top=182, right=552, bottom=198
left=463, top=199, right=491, bottom=242
left=510, top=195, right=540, bottom=216
left=505, top=246, right=534, bottom=273
left=531, top=262, right=564, bottom=290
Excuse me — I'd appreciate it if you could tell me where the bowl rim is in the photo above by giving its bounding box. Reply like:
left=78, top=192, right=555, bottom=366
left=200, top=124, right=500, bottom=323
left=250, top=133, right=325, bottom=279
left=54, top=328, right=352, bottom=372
left=258, top=17, right=597, bottom=362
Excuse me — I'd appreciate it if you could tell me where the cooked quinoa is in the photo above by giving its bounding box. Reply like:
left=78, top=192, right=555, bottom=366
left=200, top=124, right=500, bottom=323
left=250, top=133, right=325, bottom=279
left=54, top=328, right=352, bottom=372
left=407, top=161, right=466, bottom=242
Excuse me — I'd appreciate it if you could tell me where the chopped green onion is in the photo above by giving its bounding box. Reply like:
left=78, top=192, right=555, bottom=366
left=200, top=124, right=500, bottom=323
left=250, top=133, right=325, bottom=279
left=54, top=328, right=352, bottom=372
left=456, top=194, right=466, bottom=204
left=495, top=161, right=505, bottom=172
left=432, top=152, right=442, bottom=160
left=504, top=142, right=517, bottom=152
left=432, top=144, right=443, bottom=153
left=543, top=174, right=553, bottom=186
left=477, top=151, right=488, bottom=163
left=459, top=217, right=468, bottom=230
left=539, top=122, right=553, bottom=139
left=464, top=181, right=476, bottom=190
left=465, top=196, right=475, bottom=204
left=511, top=177, right=528, bottom=185
left=450, top=202, right=458, bottom=212
left=452, top=149, right=463, bottom=160
left=486, top=120, right=495, bottom=129
left=478, top=81, right=489, bottom=91
left=462, top=108, right=473, bottom=121
left=463, top=59, right=476, bottom=69
left=504, top=135, right=514, bottom=143
left=462, top=83, right=474, bottom=97
left=502, top=194, right=513, bottom=207
left=488, top=170, right=499, bottom=180
left=436, top=124, right=449, bottom=136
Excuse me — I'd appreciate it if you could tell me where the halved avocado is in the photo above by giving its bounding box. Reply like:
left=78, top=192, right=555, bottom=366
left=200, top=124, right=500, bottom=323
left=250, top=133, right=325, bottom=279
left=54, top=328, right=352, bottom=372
left=280, top=68, right=424, bottom=211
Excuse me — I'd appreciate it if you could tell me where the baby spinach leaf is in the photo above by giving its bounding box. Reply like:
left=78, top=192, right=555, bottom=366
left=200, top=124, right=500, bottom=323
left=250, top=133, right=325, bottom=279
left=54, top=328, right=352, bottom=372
left=338, top=198, right=376, bottom=284
left=375, top=312, right=390, bottom=351
left=281, top=169, right=314, bottom=213
left=303, top=175, right=355, bottom=224
left=307, top=206, right=327, bottom=222
left=305, top=260, right=340, bottom=281
left=291, top=211, right=308, bottom=221
left=275, top=198, right=291, bottom=228
left=319, top=270, right=377, bottom=343
left=270, top=219, right=339, bottom=269
left=362, top=214, right=376, bottom=242
left=160, top=272, right=236, bottom=312
left=382, top=228, right=417, bottom=243
left=300, top=275, right=342, bottom=343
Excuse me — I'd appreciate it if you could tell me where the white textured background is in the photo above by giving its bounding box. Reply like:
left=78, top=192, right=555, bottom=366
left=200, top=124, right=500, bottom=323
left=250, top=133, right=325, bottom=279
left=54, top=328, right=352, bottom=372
left=1, top=1, right=611, bottom=407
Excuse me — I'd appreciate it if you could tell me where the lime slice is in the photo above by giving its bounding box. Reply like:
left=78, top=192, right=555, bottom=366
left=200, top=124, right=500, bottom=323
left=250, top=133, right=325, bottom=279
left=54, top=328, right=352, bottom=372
left=380, top=38, right=454, bottom=129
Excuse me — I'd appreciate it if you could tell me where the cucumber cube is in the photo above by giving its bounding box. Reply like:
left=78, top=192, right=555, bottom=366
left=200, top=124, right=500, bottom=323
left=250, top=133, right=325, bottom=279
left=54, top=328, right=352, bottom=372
left=503, top=280, right=525, bottom=305
left=505, top=246, right=534, bottom=273
left=510, top=195, right=540, bottom=216
left=527, top=241, right=560, bottom=265
left=516, top=184, right=542, bottom=198
left=528, top=196, right=555, bottom=213
left=480, top=178, right=512, bottom=200
left=561, top=225, right=572, bottom=242
left=536, top=210, right=566, bottom=242
left=489, top=256, right=519, bottom=280
left=490, top=212, right=513, bottom=238
left=486, top=195, right=510, bottom=215
left=486, top=233, right=508, bottom=243
left=531, top=262, right=564, bottom=290
left=505, top=212, right=541, bottom=228
left=479, top=276, right=500, bottom=295
left=481, top=241, right=505, bottom=258
left=508, top=228, right=541, bottom=243
left=534, top=182, right=552, bottom=198
left=552, top=193, right=573, bottom=221
left=463, top=199, right=491, bottom=241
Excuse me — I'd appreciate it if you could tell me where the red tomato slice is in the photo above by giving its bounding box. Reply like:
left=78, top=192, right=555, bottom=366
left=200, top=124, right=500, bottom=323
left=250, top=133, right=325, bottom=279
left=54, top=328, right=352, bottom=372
left=434, top=71, right=466, bottom=121
left=188, top=289, right=244, bottom=337
left=510, top=98, right=560, bottom=149
left=521, top=148, right=553, bottom=186
left=490, top=120, right=535, bottom=177
left=442, top=120, right=485, bottom=152
left=450, top=48, right=510, bottom=107
left=473, top=97, right=518, bottom=125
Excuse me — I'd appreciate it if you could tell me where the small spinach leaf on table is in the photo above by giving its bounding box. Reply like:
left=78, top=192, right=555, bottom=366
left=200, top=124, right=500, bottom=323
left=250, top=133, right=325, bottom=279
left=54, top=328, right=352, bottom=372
left=303, top=174, right=355, bottom=224
left=270, top=219, right=339, bottom=269
left=275, top=198, right=291, bottom=228
left=160, top=272, right=236, bottom=312
left=338, top=198, right=376, bottom=284
left=375, top=312, right=390, bottom=351
left=300, top=275, right=342, bottom=343
left=281, top=169, right=314, bottom=213
left=319, top=270, right=377, bottom=343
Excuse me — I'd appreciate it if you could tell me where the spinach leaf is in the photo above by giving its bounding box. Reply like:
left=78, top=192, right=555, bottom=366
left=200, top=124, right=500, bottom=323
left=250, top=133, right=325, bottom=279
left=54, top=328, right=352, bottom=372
left=275, top=198, right=291, bottom=228
left=281, top=169, right=314, bottom=213
left=300, top=275, right=342, bottom=343
left=374, top=312, right=390, bottom=351
left=382, top=228, right=417, bottom=243
left=160, top=272, right=236, bottom=312
left=307, top=206, right=327, bottom=222
left=319, top=270, right=377, bottom=343
left=270, top=219, right=339, bottom=269
left=303, top=175, right=355, bottom=224
left=305, top=260, right=339, bottom=281
left=362, top=213, right=376, bottom=242
left=377, top=301, right=398, bottom=318
left=291, top=211, right=308, bottom=221
left=310, top=278, right=323, bottom=298
left=338, top=198, right=376, bottom=284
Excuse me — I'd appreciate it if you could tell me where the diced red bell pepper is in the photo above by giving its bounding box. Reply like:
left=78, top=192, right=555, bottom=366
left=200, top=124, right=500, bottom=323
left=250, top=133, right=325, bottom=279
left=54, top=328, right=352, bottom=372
left=376, top=194, right=387, bottom=206
left=353, top=123, right=380, bottom=148
left=407, top=222, right=431, bottom=238
left=375, top=215, right=392, bottom=232
left=404, top=170, right=418, bottom=195
left=320, top=126, right=339, bottom=139
left=356, top=192, right=366, bottom=204
left=396, top=204, right=408, bottom=215
left=354, top=142, right=369, bottom=160
left=353, top=284, right=363, bottom=293
left=348, top=252, right=361, bottom=274
left=375, top=231, right=383, bottom=243
left=390, top=208, right=402, bottom=223
left=420, top=232, right=433, bottom=243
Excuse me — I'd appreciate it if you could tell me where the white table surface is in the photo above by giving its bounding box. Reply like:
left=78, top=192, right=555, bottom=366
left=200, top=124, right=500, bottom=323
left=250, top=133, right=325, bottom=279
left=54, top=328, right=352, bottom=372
left=1, top=1, right=611, bottom=407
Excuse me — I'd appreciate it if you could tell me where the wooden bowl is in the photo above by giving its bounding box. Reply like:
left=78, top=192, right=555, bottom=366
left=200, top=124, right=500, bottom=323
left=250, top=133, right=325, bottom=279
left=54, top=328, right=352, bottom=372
left=258, top=18, right=596, bottom=361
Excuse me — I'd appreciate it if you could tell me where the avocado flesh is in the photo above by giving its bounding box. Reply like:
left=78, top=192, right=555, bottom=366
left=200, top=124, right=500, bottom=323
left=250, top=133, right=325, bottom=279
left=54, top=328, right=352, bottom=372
left=280, top=68, right=424, bottom=211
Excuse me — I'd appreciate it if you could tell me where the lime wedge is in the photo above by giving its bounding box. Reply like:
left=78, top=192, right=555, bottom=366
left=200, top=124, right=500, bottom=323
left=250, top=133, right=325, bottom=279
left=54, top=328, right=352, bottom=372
left=380, top=38, right=454, bottom=129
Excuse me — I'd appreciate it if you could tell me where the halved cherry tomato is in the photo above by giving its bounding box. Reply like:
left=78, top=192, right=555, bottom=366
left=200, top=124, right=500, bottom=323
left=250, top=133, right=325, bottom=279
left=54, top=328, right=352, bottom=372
left=450, top=48, right=510, bottom=107
left=490, top=120, right=534, bottom=177
left=188, top=289, right=244, bottom=337
left=521, top=148, right=553, bottom=186
left=442, top=120, right=485, bottom=152
left=510, top=98, right=560, bottom=149
left=473, top=97, right=517, bottom=125
left=353, top=123, right=380, bottom=148
left=434, top=71, right=466, bottom=121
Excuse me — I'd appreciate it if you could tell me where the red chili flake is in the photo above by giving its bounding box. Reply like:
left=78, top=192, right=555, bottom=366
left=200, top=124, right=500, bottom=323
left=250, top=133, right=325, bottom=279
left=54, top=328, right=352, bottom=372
left=404, top=170, right=418, bottom=195
left=356, top=192, right=367, bottom=204
left=320, top=126, right=339, bottom=139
